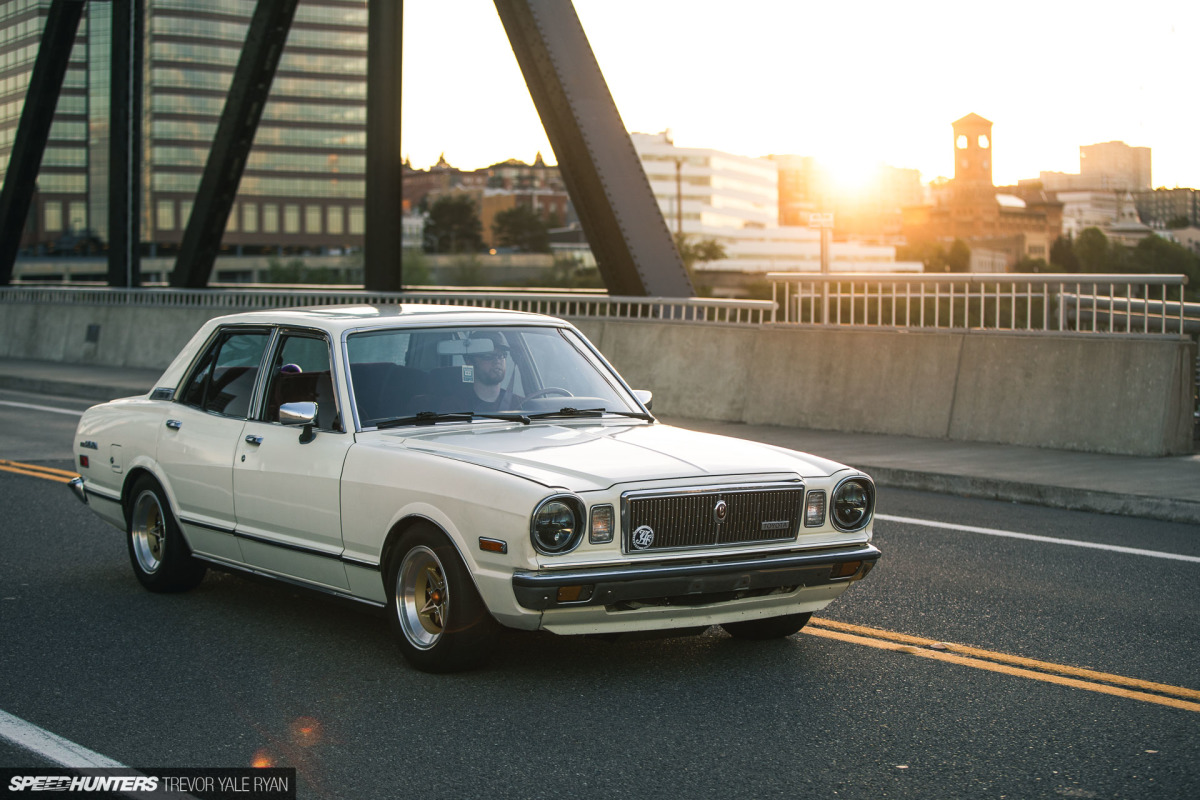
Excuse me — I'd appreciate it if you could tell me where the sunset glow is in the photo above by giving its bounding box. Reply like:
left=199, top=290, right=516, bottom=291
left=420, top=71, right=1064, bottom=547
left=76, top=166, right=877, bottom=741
left=401, top=0, right=1198, bottom=190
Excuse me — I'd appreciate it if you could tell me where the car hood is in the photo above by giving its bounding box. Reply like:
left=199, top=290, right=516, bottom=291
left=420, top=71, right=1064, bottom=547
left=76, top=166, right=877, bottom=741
left=378, top=421, right=851, bottom=492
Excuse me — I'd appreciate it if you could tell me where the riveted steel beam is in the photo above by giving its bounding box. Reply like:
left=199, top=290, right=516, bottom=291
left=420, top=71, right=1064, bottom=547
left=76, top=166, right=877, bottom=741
left=0, top=0, right=85, bottom=286
left=108, top=0, right=144, bottom=287
left=365, top=0, right=403, bottom=291
left=493, top=0, right=693, bottom=297
left=171, top=0, right=300, bottom=288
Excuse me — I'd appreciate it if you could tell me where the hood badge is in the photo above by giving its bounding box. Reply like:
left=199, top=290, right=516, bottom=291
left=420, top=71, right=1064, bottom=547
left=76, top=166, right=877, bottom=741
left=714, top=499, right=728, bottom=524
left=631, top=525, right=655, bottom=550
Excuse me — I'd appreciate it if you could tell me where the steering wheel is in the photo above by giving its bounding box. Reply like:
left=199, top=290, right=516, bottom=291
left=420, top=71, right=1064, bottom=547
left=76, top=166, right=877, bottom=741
left=522, top=387, right=573, bottom=402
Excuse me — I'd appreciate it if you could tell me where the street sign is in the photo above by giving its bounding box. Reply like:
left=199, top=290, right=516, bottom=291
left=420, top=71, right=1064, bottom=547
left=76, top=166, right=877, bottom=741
left=808, top=213, right=835, bottom=228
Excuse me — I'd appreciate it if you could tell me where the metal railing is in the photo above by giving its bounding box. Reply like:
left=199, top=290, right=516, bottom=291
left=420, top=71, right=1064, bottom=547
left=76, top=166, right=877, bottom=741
left=0, top=285, right=777, bottom=325
left=768, top=273, right=1192, bottom=337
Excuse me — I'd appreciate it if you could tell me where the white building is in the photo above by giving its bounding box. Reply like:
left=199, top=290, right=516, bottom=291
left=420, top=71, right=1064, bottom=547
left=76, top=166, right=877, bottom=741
left=1056, top=191, right=1121, bottom=238
left=631, top=132, right=917, bottom=273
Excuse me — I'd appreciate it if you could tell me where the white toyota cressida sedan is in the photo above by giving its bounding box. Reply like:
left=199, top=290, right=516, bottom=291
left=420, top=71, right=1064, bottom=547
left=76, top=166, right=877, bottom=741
left=70, top=305, right=879, bottom=672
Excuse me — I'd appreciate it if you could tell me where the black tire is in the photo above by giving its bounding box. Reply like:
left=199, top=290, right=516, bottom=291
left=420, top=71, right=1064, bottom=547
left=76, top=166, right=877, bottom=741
left=386, top=523, right=500, bottom=673
left=722, top=612, right=812, bottom=641
left=125, top=476, right=206, bottom=593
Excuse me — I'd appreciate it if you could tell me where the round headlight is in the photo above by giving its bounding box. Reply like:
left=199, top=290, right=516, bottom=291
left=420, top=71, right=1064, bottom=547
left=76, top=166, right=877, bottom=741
left=831, top=477, right=874, bottom=532
left=531, top=496, right=583, bottom=555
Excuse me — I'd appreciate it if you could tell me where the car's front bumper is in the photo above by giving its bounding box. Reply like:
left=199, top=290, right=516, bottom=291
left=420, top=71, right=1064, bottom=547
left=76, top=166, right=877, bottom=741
left=512, top=543, right=880, bottom=611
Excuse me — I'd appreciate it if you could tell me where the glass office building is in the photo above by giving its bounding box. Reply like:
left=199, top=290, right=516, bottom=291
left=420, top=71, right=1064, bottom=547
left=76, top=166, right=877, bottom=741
left=0, top=0, right=368, bottom=256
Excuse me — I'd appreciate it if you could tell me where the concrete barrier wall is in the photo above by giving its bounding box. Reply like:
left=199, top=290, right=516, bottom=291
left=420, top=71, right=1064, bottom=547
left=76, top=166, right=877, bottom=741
left=3, top=302, right=1195, bottom=456
left=581, top=320, right=1196, bottom=457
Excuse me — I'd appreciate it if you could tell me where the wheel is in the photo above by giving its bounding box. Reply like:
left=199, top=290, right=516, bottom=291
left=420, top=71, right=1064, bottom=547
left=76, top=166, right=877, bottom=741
left=125, top=476, right=206, bottom=593
left=386, top=524, right=499, bottom=673
left=722, top=612, right=812, bottom=640
left=522, top=387, right=573, bottom=403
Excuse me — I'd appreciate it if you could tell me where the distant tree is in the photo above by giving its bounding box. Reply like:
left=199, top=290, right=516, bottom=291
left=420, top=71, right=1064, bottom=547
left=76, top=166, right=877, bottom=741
left=401, top=249, right=432, bottom=287
left=1073, top=227, right=1111, bottom=273
left=492, top=204, right=551, bottom=253
left=1013, top=257, right=1051, bottom=273
left=1131, top=235, right=1200, bottom=293
left=897, top=240, right=951, bottom=272
left=424, top=195, right=484, bottom=254
left=673, top=233, right=727, bottom=270
left=1166, top=215, right=1191, bottom=230
left=1049, top=235, right=1079, bottom=272
left=946, top=239, right=971, bottom=272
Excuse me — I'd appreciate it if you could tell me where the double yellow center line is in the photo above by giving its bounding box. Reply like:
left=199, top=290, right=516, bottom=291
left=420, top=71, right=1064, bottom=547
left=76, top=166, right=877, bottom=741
left=0, top=459, right=78, bottom=484
left=807, top=617, right=1200, bottom=712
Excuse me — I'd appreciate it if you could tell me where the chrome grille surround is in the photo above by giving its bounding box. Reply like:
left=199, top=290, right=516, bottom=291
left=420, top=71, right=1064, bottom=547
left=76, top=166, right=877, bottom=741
left=621, top=482, right=806, bottom=554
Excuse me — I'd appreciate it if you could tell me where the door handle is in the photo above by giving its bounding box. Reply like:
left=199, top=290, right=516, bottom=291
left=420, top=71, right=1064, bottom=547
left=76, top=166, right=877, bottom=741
left=165, top=419, right=182, bottom=430
left=245, top=435, right=263, bottom=445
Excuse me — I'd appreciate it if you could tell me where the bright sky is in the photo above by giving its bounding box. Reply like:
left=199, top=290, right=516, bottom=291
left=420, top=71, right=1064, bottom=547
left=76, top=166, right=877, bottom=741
left=401, top=0, right=1199, bottom=191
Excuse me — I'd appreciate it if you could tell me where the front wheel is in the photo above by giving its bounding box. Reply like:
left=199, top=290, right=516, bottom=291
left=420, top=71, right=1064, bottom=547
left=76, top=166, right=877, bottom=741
left=386, top=524, right=499, bottom=673
left=722, top=612, right=812, bottom=640
left=125, top=476, right=206, bottom=592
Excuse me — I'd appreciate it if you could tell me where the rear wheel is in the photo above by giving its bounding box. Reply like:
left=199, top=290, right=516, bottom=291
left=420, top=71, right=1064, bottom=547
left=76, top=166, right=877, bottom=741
left=722, top=612, right=812, bottom=640
left=386, top=524, right=499, bottom=673
left=126, top=476, right=206, bottom=592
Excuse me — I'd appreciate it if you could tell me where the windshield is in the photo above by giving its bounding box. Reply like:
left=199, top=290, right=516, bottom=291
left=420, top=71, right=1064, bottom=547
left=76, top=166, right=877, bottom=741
left=346, top=325, right=641, bottom=428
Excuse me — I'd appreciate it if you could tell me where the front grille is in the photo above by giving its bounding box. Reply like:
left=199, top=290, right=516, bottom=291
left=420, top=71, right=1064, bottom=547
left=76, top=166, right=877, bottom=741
left=622, top=484, right=805, bottom=553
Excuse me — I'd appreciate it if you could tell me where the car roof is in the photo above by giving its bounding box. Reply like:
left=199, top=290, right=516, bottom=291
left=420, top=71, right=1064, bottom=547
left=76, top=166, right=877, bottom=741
left=208, top=303, right=570, bottom=334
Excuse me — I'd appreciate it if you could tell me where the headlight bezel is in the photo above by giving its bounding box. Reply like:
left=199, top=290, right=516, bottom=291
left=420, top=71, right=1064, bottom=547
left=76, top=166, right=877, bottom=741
left=530, top=494, right=586, bottom=555
left=830, top=475, right=875, bottom=532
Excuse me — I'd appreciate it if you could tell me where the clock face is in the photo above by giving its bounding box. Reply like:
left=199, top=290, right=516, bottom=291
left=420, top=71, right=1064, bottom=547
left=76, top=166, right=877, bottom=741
left=957, top=135, right=969, bottom=149
left=978, top=134, right=991, bottom=149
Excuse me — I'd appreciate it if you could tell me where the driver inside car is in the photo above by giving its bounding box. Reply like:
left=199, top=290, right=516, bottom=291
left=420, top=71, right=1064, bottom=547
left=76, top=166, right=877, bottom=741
left=459, top=332, right=523, bottom=413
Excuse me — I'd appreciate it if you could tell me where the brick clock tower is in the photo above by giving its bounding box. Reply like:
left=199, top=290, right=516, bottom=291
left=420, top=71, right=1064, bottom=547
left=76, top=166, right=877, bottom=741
left=954, top=113, right=993, bottom=185
left=951, top=113, right=998, bottom=236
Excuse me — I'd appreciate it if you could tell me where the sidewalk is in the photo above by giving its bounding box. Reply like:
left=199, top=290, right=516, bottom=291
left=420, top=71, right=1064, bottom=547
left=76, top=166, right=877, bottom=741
left=3, top=357, right=1198, bottom=525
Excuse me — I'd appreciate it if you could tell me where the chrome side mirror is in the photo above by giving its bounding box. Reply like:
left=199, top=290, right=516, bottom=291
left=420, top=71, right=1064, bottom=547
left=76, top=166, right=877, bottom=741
left=280, top=401, right=318, bottom=443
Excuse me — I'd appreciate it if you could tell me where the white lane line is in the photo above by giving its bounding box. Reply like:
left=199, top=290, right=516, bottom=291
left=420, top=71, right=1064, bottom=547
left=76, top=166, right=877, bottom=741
left=0, top=400, right=84, bottom=417
left=876, top=513, right=1200, bottom=563
left=0, top=708, right=125, bottom=768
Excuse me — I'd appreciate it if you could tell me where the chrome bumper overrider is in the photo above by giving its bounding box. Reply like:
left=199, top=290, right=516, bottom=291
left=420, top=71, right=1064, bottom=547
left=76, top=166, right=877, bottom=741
left=68, top=476, right=88, bottom=505
left=512, top=543, right=880, bottom=611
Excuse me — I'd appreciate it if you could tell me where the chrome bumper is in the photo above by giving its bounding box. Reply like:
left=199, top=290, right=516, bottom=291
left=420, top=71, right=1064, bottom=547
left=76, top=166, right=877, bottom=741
left=68, top=476, right=88, bottom=505
left=512, top=543, right=880, bottom=611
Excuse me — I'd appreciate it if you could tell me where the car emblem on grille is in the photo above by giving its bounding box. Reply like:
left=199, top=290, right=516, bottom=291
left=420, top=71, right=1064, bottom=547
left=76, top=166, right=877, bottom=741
left=631, top=525, right=655, bottom=550
left=714, top=499, right=728, bottom=524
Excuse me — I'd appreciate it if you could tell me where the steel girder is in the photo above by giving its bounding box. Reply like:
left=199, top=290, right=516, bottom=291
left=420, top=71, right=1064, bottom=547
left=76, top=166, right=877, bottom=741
left=493, top=0, right=693, bottom=297
left=365, top=0, right=404, bottom=291
left=171, top=0, right=300, bottom=288
left=0, top=0, right=85, bottom=286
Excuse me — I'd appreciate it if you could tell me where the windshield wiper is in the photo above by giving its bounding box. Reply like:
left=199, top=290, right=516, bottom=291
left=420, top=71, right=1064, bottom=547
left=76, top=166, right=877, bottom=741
left=525, top=407, right=654, bottom=422
left=375, top=410, right=530, bottom=429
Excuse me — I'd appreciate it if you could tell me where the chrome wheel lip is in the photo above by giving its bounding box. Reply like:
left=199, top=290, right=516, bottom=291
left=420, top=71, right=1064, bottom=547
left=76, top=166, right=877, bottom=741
left=396, top=545, right=449, bottom=651
left=130, top=489, right=166, bottom=574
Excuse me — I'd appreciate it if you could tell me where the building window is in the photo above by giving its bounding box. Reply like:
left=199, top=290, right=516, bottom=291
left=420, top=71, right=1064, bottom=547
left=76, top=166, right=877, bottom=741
left=68, top=201, right=86, bottom=234
left=348, top=206, right=364, bottom=235
left=180, top=200, right=193, bottom=229
left=327, top=205, right=343, bottom=234
left=242, top=202, right=257, bottom=233
left=44, top=201, right=63, bottom=232
left=284, top=204, right=300, bottom=233
left=226, top=204, right=238, bottom=233
left=156, top=200, right=175, bottom=231
left=262, top=203, right=278, bottom=233
left=305, top=204, right=322, bottom=234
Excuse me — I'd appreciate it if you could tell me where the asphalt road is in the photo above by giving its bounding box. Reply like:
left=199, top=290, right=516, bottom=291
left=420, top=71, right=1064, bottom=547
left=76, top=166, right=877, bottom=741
left=1, top=389, right=1198, bottom=799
